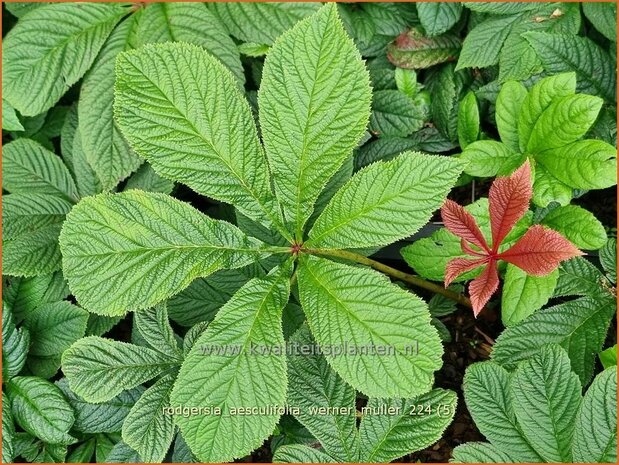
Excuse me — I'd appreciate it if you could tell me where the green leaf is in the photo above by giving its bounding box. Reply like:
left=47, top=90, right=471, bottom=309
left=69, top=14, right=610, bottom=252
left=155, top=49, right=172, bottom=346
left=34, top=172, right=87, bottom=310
left=553, top=257, right=608, bottom=298
left=451, top=442, right=517, bottom=463
left=62, top=336, right=179, bottom=403
left=2, top=304, right=29, bottom=379
left=7, top=377, right=75, bottom=445
left=527, top=94, right=603, bottom=153
left=417, top=2, right=462, bottom=37
left=298, top=256, right=443, bottom=398
left=273, top=445, right=335, bottom=463
left=524, top=32, right=617, bottom=102
left=114, top=43, right=286, bottom=236
left=122, top=373, right=176, bottom=463
left=532, top=164, right=573, bottom=207
left=599, top=238, right=617, bottom=284
left=456, top=14, right=520, bottom=70
left=4, top=2, right=49, bottom=18
left=395, top=68, right=418, bottom=99
left=78, top=16, right=141, bottom=192
left=3, top=272, right=69, bottom=324
left=425, top=64, right=458, bottom=142
left=369, top=90, right=426, bottom=137
left=286, top=325, right=358, bottom=462
left=518, top=72, right=576, bottom=152
left=134, top=2, right=244, bottom=84
left=599, top=345, right=617, bottom=369
left=259, top=4, right=371, bottom=237
left=106, top=441, right=142, bottom=463
left=511, top=345, right=581, bottom=463
left=460, top=140, right=523, bottom=178
left=501, top=265, right=558, bottom=327
left=208, top=2, right=320, bottom=45
left=463, top=362, right=542, bottom=462
left=573, top=366, right=617, bottom=463
left=582, top=2, right=617, bottom=42
left=464, top=2, right=537, bottom=14
left=2, top=194, right=72, bottom=241
left=307, top=152, right=462, bottom=250
left=387, top=28, right=462, bottom=69
left=3, top=100, right=23, bottom=131
left=56, top=378, right=142, bottom=434
left=536, top=140, right=617, bottom=191
left=359, top=389, right=456, bottom=462
left=495, top=81, right=528, bottom=152
left=24, top=301, right=88, bottom=357
left=2, top=224, right=63, bottom=278
left=59, top=191, right=265, bottom=316
left=457, top=91, right=479, bottom=149
left=123, top=164, right=174, bottom=195
left=498, top=33, right=542, bottom=83
left=67, top=438, right=96, bottom=463
left=2, top=392, right=15, bottom=463
left=2, top=139, right=78, bottom=203
left=492, top=296, right=616, bottom=385
left=2, top=3, right=126, bottom=116
left=171, top=263, right=292, bottom=463
left=355, top=136, right=420, bottom=169
left=134, top=305, right=182, bottom=360
left=541, top=205, right=607, bottom=250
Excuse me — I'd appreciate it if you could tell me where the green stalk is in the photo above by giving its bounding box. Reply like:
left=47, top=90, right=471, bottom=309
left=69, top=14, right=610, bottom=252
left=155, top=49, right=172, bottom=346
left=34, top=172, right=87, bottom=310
left=305, top=248, right=473, bottom=309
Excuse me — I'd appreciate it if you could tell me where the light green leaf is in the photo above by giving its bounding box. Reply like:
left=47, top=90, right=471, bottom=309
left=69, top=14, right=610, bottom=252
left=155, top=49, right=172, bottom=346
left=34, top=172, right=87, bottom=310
left=532, top=164, right=573, bottom=207
left=457, top=91, right=479, bottom=149
left=582, top=2, right=617, bottom=42
left=527, top=94, right=603, bottom=153
left=62, top=336, right=179, bottom=403
left=495, top=81, right=527, bottom=152
left=134, top=305, right=182, bottom=360
left=122, top=373, right=176, bottom=463
left=259, top=3, right=371, bottom=237
left=463, top=362, right=542, bottom=462
left=273, top=445, right=335, bottom=463
left=518, top=72, right=576, bottom=152
left=123, top=164, right=174, bottom=195
left=2, top=304, right=29, bottom=379
left=56, top=378, right=142, bottom=434
left=308, top=152, right=462, bottom=250
left=599, top=238, right=617, bottom=284
left=238, top=42, right=270, bottom=57
left=456, top=14, right=520, bottom=70
left=417, top=2, right=462, bottom=37
left=599, top=345, right=617, bottom=369
left=59, top=191, right=265, bottom=316
left=369, top=90, right=426, bottom=137
left=536, top=140, right=617, bottom=191
left=3, top=272, right=69, bottom=324
left=501, top=265, right=558, bottom=327
left=541, top=205, right=607, bottom=250
left=208, top=2, right=320, bottom=45
left=24, top=301, right=88, bottom=357
left=3, top=100, right=23, bottom=131
left=511, top=345, right=581, bottom=463
left=114, top=43, right=286, bottom=236
left=286, top=325, right=358, bottom=462
left=7, top=377, right=75, bottom=445
left=133, top=2, right=244, bottom=84
left=451, top=442, right=518, bottom=463
left=78, top=16, right=141, bottom=192
left=106, top=441, right=142, bottom=463
left=464, top=2, right=537, bottom=14
left=2, top=193, right=72, bottom=241
left=2, top=3, right=126, bottom=116
left=2, top=139, right=78, bottom=202
left=524, top=32, right=617, bottom=102
left=3, top=224, right=63, bottom=277
left=298, top=256, right=443, bottom=398
left=171, top=263, right=292, bottom=463
left=359, top=389, right=457, bottom=462
left=460, top=140, right=523, bottom=177
left=395, top=69, right=418, bottom=99
left=2, top=392, right=15, bottom=463
left=573, top=366, right=617, bottom=463
left=492, top=296, right=616, bottom=385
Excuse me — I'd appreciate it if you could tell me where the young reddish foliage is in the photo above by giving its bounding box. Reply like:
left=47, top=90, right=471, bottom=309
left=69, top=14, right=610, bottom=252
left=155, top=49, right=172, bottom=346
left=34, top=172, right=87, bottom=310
left=441, top=160, right=583, bottom=316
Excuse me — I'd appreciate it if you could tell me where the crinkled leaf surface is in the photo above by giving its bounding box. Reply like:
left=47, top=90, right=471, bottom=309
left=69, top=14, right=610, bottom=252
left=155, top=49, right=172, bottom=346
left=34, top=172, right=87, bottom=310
left=501, top=265, right=558, bottom=326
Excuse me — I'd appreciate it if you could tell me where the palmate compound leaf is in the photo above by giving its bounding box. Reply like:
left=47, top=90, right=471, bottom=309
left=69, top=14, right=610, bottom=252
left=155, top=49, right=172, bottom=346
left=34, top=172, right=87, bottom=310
left=306, top=152, right=463, bottom=250
left=170, top=262, right=292, bottom=463
left=298, top=255, right=443, bottom=398
left=572, top=366, right=617, bottom=463
left=114, top=42, right=288, bottom=238
left=286, top=325, right=358, bottom=462
left=61, top=336, right=180, bottom=403
left=59, top=191, right=267, bottom=316
left=2, top=2, right=127, bottom=116
left=259, top=3, right=372, bottom=238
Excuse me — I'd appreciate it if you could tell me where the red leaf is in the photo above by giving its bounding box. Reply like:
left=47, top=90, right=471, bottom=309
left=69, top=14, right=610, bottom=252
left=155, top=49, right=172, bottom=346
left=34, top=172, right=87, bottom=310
left=488, top=160, right=532, bottom=251
left=445, top=256, right=488, bottom=287
left=469, top=259, right=499, bottom=317
left=441, top=199, right=490, bottom=252
left=497, top=225, right=583, bottom=275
